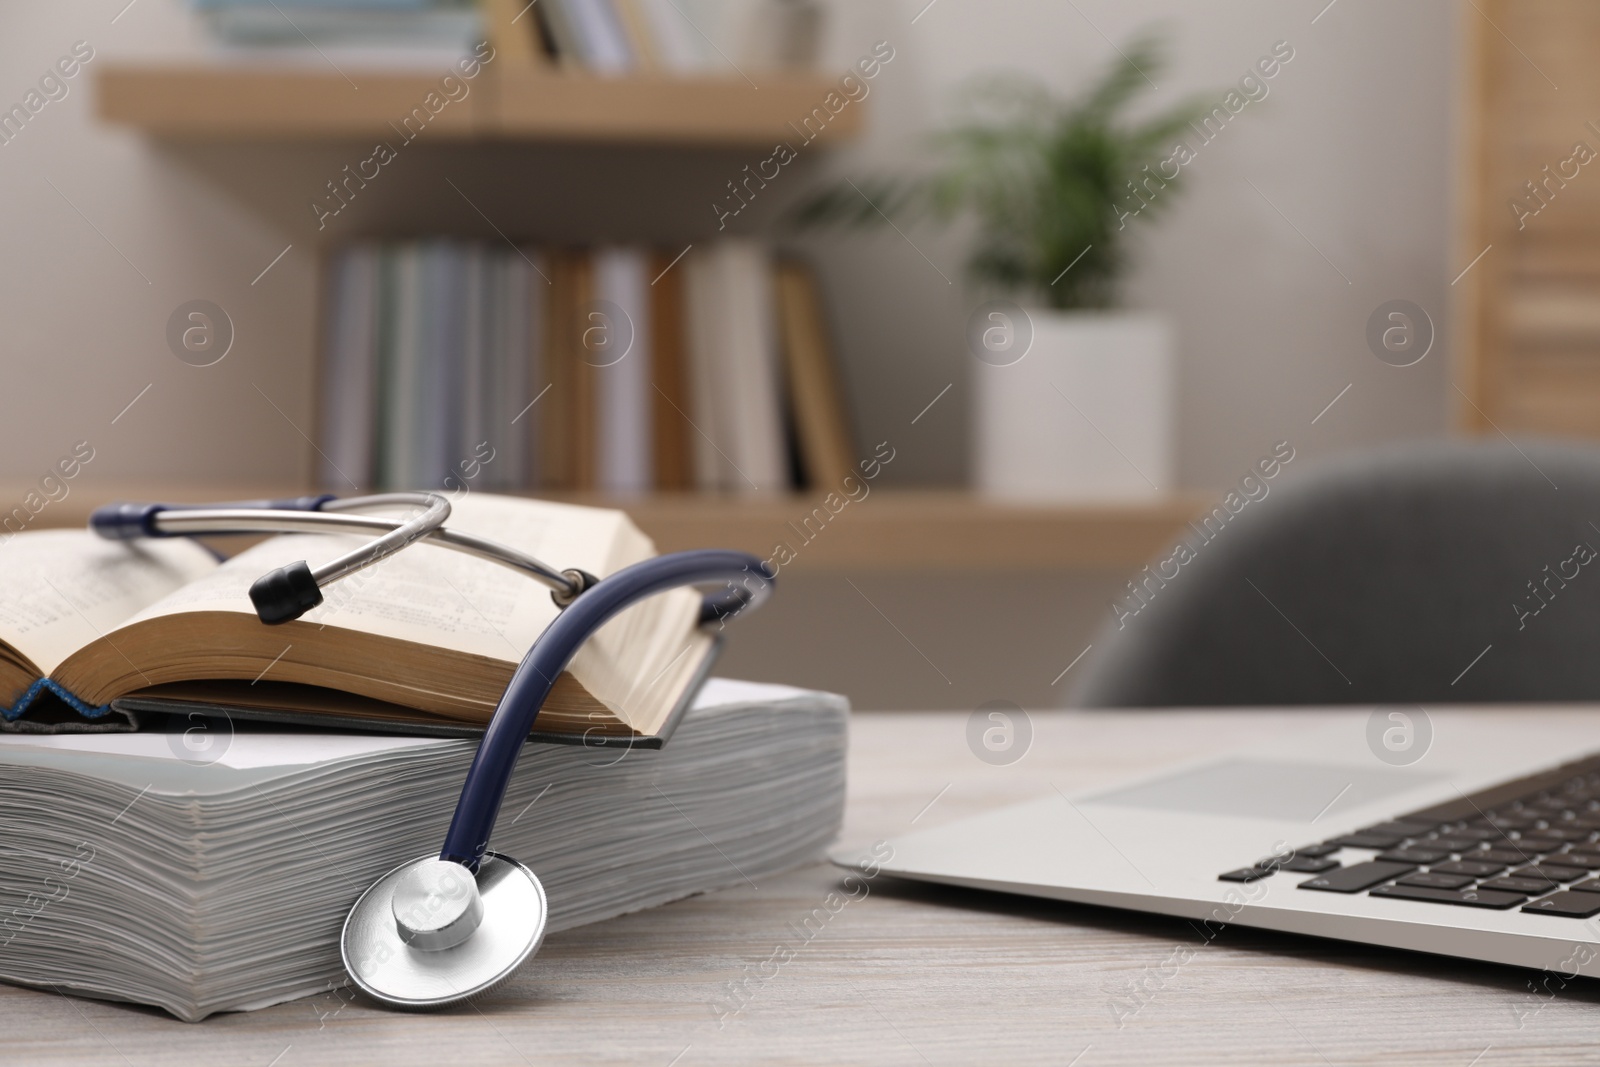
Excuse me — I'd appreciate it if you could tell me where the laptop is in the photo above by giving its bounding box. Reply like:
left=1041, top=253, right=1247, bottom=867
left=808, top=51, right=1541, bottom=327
left=844, top=709, right=1600, bottom=976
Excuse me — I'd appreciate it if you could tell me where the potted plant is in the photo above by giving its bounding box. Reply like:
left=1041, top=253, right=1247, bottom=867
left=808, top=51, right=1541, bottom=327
left=795, top=35, right=1208, bottom=500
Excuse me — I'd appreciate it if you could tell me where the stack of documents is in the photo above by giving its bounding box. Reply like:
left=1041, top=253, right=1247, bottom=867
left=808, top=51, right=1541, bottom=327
left=0, top=679, right=847, bottom=1021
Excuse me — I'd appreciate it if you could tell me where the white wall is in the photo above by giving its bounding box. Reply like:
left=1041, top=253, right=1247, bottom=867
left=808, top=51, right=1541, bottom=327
left=809, top=0, right=1460, bottom=487
left=0, top=0, right=1457, bottom=493
left=0, top=0, right=318, bottom=487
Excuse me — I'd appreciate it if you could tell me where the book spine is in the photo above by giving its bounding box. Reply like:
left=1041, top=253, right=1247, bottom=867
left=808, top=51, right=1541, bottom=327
left=420, top=242, right=465, bottom=489
left=494, top=249, right=532, bottom=490
left=570, top=249, right=598, bottom=490
left=540, top=249, right=579, bottom=489
left=611, top=0, right=660, bottom=72
left=775, top=260, right=855, bottom=489
left=380, top=242, right=424, bottom=490
left=529, top=0, right=565, bottom=63
left=568, top=0, right=637, bottom=73
left=522, top=247, right=547, bottom=489
left=633, top=0, right=706, bottom=72
left=459, top=244, right=490, bottom=488
left=318, top=245, right=379, bottom=490
left=650, top=246, right=693, bottom=490
left=539, top=0, right=589, bottom=68
left=681, top=247, right=726, bottom=490
left=719, top=239, right=788, bottom=493
left=593, top=246, right=653, bottom=494
left=482, top=0, right=544, bottom=66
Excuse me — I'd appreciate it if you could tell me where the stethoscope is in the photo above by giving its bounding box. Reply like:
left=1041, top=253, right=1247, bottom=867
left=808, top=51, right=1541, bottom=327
left=90, top=492, right=772, bottom=1009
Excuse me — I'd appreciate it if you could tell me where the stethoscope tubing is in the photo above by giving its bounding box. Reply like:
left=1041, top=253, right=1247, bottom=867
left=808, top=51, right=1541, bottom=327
left=438, top=548, right=771, bottom=870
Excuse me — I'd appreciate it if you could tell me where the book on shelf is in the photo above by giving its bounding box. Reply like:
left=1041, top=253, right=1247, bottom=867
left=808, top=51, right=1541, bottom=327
left=518, top=0, right=822, bottom=75
left=775, top=260, right=857, bottom=489
left=190, top=0, right=486, bottom=50
left=593, top=247, right=654, bottom=493
left=316, top=238, right=856, bottom=496
left=650, top=246, right=695, bottom=489
left=0, top=494, right=715, bottom=743
left=0, top=677, right=848, bottom=1020
left=683, top=239, right=788, bottom=493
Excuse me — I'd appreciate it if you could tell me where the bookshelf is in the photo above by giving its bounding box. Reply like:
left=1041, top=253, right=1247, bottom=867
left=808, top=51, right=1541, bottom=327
left=91, top=5, right=1144, bottom=559
left=95, top=65, right=863, bottom=145
left=94, top=0, right=863, bottom=145
left=22, top=488, right=1208, bottom=570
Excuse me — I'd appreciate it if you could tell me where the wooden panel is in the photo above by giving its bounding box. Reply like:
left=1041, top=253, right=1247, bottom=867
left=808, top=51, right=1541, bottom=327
left=606, top=491, right=1205, bottom=569
left=12, top=487, right=1205, bottom=570
left=97, top=65, right=488, bottom=138
left=1459, top=0, right=1600, bottom=434
left=492, top=69, right=860, bottom=145
left=483, top=0, right=541, bottom=67
left=95, top=64, right=861, bottom=146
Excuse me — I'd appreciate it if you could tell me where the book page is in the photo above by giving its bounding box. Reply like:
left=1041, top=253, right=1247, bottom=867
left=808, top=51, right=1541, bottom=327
left=0, top=531, right=218, bottom=680
left=117, top=494, right=640, bottom=662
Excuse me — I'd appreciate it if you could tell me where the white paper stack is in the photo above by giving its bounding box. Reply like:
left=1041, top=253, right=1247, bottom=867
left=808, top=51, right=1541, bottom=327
left=0, top=679, right=847, bottom=1021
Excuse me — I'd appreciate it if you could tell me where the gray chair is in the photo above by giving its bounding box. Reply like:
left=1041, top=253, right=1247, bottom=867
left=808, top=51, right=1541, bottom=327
left=1068, top=440, right=1600, bottom=707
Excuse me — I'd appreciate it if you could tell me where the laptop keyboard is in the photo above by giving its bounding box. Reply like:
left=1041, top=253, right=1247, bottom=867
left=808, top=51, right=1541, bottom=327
left=1218, top=752, right=1600, bottom=918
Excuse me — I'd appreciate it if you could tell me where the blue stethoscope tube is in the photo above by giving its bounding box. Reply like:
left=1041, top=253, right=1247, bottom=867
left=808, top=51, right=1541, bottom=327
left=440, top=549, right=771, bottom=869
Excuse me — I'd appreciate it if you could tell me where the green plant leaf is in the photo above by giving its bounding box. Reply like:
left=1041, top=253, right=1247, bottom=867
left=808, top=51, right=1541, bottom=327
left=788, top=29, right=1222, bottom=311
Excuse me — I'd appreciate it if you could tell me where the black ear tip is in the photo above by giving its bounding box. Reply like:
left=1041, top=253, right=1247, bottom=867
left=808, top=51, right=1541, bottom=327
left=249, top=561, right=322, bottom=624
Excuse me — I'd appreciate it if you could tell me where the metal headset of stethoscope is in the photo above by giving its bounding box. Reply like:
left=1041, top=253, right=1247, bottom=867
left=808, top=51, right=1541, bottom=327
left=90, top=491, right=772, bottom=1010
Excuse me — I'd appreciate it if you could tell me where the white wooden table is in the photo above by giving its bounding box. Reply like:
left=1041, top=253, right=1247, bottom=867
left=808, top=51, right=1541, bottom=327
left=8, top=708, right=1600, bottom=1065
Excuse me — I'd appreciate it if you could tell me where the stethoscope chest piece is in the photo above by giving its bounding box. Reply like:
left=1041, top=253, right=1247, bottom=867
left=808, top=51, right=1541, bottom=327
left=341, top=852, right=547, bottom=1009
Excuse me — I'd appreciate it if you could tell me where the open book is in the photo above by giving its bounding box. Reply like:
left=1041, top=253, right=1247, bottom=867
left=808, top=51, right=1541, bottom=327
left=0, top=494, right=716, bottom=742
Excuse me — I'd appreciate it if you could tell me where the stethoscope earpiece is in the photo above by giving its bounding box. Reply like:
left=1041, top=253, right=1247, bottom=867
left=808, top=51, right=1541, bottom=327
left=341, top=852, right=547, bottom=1010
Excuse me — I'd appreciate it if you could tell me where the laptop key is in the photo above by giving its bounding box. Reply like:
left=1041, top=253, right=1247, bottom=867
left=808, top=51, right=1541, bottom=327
left=1567, top=878, right=1600, bottom=894
left=1523, top=892, right=1600, bottom=918
left=1326, top=832, right=1405, bottom=850
left=1219, top=868, right=1273, bottom=882
left=1370, top=884, right=1527, bottom=909
left=1528, top=863, right=1587, bottom=883
left=1376, top=848, right=1450, bottom=864
left=1552, top=852, right=1600, bottom=869
left=1477, top=849, right=1536, bottom=865
left=1452, top=827, right=1506, bottom=842
left=1481, top=877, right=1554, bottom=894
left=1358, top=820, right=1439, bottom=837
left=1533, top=828, right=1592, bottom=843
left=1299, top=861, right=1416, bottom=893
left=1426, top=836, right=1487, bottom=852
left=1397, top=872, right=1475, bottom=889
left=1508, top=837, right=1565, bottom=853
left=1276, top=856, right=1339, bottom=873
left=1292, top=843, right=1340, bottom=858
left=1508, top=865, right=1586, bottom=886
left=1428, top=860, right=1505, bottom=877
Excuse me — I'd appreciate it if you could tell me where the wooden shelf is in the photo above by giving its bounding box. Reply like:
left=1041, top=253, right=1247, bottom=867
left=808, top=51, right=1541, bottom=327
left=592, top=491, right=1207, bottom=569
left=17, top=488, right=1205, bottom=570
left=96, top=64, right=862, bottom=145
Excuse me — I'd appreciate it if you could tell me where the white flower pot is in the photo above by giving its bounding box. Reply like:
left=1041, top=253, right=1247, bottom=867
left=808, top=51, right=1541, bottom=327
left=973, top=310, right=1174, bottom=502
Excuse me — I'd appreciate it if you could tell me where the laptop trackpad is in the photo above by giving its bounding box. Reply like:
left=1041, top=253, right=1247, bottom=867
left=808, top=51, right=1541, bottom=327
left=1082, top=758, right=1443, bottom=822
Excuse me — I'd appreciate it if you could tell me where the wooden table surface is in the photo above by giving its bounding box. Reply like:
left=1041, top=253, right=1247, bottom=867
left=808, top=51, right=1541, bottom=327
left=7, top=707, right=1600, bottom=1066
